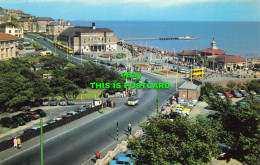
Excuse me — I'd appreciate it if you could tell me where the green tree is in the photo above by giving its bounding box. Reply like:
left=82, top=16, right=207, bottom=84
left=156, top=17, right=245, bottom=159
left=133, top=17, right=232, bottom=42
left=128, top=116, right=222, bottom=165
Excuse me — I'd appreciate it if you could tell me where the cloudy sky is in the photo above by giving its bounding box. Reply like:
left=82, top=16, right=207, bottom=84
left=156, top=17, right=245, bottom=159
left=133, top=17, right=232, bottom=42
left=1, top=0, right=260, bottom=21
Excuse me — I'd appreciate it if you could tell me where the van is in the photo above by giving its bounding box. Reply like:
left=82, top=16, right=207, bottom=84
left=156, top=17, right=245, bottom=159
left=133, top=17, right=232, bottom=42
left=40, top=51, right=53, bottom=56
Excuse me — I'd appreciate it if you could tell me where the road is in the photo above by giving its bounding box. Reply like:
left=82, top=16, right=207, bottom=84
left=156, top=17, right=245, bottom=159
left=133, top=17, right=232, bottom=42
left=0, top=35, right=187, bottom=165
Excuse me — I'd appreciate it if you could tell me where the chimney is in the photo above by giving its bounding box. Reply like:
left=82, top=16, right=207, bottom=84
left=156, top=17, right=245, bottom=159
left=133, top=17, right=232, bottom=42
left=58, top=19, right=61, bottom=25
left=92, top=21, right=95, bottom=30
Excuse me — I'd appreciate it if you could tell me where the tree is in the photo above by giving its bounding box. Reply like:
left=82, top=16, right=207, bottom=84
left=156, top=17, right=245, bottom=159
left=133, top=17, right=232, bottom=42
left=128, top=116, right=222, bottom=165
left=39, top=56, right=68, bottom=69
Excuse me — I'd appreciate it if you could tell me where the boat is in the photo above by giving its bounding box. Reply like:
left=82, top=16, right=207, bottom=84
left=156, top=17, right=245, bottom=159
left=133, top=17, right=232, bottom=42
left=178, top=36, right=197, bottom=40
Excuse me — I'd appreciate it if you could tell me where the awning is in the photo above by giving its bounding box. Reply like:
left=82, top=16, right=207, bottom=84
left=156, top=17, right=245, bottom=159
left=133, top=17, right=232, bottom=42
left=237, top=64, right=243, bottom=67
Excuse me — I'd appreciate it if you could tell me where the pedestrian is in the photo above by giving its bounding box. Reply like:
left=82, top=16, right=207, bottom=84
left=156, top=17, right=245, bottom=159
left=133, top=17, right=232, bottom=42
left=96, top=150, right=101, bottom=159
left=13, top=137, right=17, bottom=149
left=111, top=101, right=114, bottom=108
left=17, top=137, right=21, bottom=149
left=128, top=122, right=132, bottom=135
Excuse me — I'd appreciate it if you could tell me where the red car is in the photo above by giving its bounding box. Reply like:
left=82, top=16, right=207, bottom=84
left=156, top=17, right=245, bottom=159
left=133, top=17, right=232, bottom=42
left=224, top=92, right=233, bottom=98
left=27, top=111, right=40, bottom=120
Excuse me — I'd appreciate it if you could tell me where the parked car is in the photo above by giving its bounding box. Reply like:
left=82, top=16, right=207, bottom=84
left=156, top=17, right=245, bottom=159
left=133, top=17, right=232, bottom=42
left=75, top=106, right=87, bottom=113
left=83, top=103, right=93, bottom=109
left=42, top=98, right=49, bottom=106
left=34, top=109, right=46, bottom=117
left=59, top=99, right=67, bottom=106
left=217, top=144, right=231, bottom=158
left=168, top=60, right=174, bottom=64
left=20, top=105, right=31, bottom=111
left=24, top=126, right=40, bottom=134
left=60, top=113, right=72, bottom=119
left=67, top=111, right=78, bottom=116
left=0, top=117, right=18, bottom=128
left=231, top=90, right=242, bottom=98
left=239, top=90, right=249, bottom=97
left=7, top=107, right=18, bottom=113
left=249, top=90, right=257, bottom=96
left=209, top=93, right=216, bottom=100
left=67, top=98, right=75, bottom=105
left=172, top=67, right=180, bottom=72
left=184, top=70, right=190, bottom=74
left=145, top=78, right=151, bottom=83
left=119, top=63, right=125, bottom=67
left=178, top=69, right=186, bottom=74
left=224, top=92, right=233, bottom=98
left=47, top=120, right=56, bottom=124
left=114, top=150, right=137, bottom=161
left=27, top=111, right=40, bottom=120
left=50, top=98, right=58, bottom=106
left=12, top=116, right=26, bottom=126
left=109, top=157, right=134, bottom=165
left=18, top=113, right=31, bottom=122
left=216, top=93, right=226, bottom=99
left=34, top=98, right=43, bottom=107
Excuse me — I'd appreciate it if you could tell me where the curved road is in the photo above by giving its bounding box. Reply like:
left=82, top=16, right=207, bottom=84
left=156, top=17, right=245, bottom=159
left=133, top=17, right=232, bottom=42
left=0, top=36, right=186, bottom=165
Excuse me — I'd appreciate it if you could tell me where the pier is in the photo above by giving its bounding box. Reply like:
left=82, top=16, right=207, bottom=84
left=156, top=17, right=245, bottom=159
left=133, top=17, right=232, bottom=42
left=121, top=37, right=197, bottom=41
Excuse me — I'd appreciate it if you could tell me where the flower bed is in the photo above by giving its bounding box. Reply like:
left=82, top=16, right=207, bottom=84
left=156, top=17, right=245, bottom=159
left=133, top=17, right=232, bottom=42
left=160, top=70, right=173, bottom=74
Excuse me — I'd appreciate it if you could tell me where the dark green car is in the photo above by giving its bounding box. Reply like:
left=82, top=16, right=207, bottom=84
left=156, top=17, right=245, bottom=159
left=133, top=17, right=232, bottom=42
left=12, top=116, right=26, bottom=126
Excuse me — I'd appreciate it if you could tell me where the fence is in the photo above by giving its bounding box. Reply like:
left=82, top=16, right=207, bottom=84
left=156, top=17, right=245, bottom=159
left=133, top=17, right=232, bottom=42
left=0, top=104, right=105, bottom=152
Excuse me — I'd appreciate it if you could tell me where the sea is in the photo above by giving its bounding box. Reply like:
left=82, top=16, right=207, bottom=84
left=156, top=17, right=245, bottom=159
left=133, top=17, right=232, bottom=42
left=71, top=21, right=260, bottom=59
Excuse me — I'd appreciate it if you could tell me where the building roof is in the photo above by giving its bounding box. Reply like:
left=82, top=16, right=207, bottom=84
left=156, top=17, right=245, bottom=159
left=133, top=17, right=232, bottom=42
left=0, top=33, right=19, bottom=41
left=49, top=21, right=71, bottom=26
left=178, top=50, right=201, bottom=56
left=59, top=26, right=113, bottom=38
left=201, top=48, right=226, bottom=55
left=214, top=55, right=246, bottom=63
left=179, top=81, right=200, bottom=90
left=35, top=17, right=54, bottom=21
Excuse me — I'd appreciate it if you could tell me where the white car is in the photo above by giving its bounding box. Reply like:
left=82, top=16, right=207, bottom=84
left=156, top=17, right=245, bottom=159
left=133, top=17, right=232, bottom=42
left=216, top=93, right=225, bottom=99
left=178, top=69, right=186, bottom=74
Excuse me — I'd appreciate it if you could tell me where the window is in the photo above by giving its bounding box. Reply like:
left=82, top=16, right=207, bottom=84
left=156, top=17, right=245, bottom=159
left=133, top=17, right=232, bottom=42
left=84, top=39, right=86, bottom=43
left=9, top=30, right=11, bottom=33
left=109, top=38, right=111, bottom=42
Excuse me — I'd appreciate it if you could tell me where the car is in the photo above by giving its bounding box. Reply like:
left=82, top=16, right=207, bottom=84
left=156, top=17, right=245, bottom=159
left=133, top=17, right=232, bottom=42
left=42, top=98, right=49, bottom=106
left=209, top=93, right=216, bottom=100
left=119, top=63, right=125, bottom=67
left=60, top=113, right=72, bottom=119
left=100, top=61, right=107, bottom=64
left=144, top=78, right=151, bottom=83
left=155, top=62, right=162, bottom=66
left=178, top=69, right=186, bottom=74
left=168, top=60, right=174, bottom=64
left=172, top=67, right=180, bottom=72
left=6, top=107, right=18, bottom=113
left=249, top=90, right=257, bottom=95
left=231, top=90, right=242, bottom=98
left=47, top=120, right=56, bottom=124
left=67, top=111, right=78, bottom=115
left=239, top=90, right=249, bottom=97
left=109, top=157, right=134, bottom=165
left=34, top=98, right=43, bottom=107
left=59, top=99, right=67, bottom=106
left=34, top=109, right=46, bottom=117
left=0, top=117, right=18, bottom=128
left=75, top=106, right=87, bottom=112
left=12, top=116, right=26, bottom=126
left=54, top=117, right=63, bottom=121
left=20, top=105, right=31, bottom=111
left=50, top=98, right=58, bottom=106
left=114, top=150, right=137, bottom=161
left=18, top=113, right=32, bottom=122
left=67, top=98, right=75, bottom=105
left=216, top=93, right=226, bottom=99
left=24, top=126, right=40, bottom=134
left=184, top=70, right=190, bottom=74
left=36, top=36, right=40, bottom=39
left=43, top=38, right=47, bottom=41
left=224, top=92, right=233, bottom=98
left=27, top=111, right=40, bottom=120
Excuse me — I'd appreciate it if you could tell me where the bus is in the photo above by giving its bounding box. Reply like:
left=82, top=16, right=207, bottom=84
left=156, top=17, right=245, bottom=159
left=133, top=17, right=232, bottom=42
left=190, top=69, right=205, bottom=79
left=127, top=96, right=139, bottom=106
left=54, top=41, right=73, bottom=54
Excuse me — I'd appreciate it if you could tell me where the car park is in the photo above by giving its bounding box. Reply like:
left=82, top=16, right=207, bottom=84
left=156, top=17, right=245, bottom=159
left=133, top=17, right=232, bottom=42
left=239, top=90, right=249, bottom=97
left=42, top=98, right=49, bottom=106
left=18, top=113, right=32, bottom=122
left=12, top=116, right=26, bottom=126
left=20, top=105, right=31, bottom=111
left=67, top=98, right=75, bottom=105
left=27, top=111, right=40, bottom=120
left=34, top=109, right=46, bottom=117
left=50, top=98, right=58, bottom=106
left=0, top=117, right=18, bottom=128
left=114, top=150, right=137, bottom=161
left=216, top=93, right=226, bottom=99
left=59, top=99, right=67, bottom=106
left=231, top=90, right=242, bottom=98
left=224, top=92, right=233, bottom=98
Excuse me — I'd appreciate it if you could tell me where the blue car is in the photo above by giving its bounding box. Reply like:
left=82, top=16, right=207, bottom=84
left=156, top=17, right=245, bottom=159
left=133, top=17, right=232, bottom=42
left=75, top=106, right=87, bottom=112
left=114, top=150, right=137, bottom=161
left=109, top=157, right=134, bottom=165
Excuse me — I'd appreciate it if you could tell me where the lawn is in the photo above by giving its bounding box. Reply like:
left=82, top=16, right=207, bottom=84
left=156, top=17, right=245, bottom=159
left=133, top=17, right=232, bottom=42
left=45, top=90, right=103, bottom=100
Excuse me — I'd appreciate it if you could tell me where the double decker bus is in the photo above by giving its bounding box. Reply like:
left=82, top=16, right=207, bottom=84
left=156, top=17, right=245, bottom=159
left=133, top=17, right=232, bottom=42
left=190, top=69, right=205, bottom=80
left=54, top=41, right=73, bottom=54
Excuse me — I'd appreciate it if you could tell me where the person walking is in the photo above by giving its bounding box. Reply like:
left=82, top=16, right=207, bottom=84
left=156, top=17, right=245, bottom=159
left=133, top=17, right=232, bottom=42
left=17, top=137, right=21, bottom=149
left=128, top=122, right=132, bottom=135
left=96, top=150, right=101, bottom=159
left=111, top=101, right=114, bottom=108
left=13, top=137, right=17, bottom=149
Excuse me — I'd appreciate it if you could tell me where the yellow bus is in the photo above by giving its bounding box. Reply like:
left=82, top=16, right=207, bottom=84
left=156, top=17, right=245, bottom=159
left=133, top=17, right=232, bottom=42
left=190, top=69, right=205, bottom=79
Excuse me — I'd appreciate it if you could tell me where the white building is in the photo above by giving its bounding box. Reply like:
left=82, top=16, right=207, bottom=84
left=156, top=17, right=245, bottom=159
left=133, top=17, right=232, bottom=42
left=0, top=26, right=24, bottom=38
left=0, top=33, right=19, bottom=61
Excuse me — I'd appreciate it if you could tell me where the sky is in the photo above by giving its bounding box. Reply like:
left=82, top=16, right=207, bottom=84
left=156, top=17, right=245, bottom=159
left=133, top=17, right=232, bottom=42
left=0, top=0, right=260, bottom=21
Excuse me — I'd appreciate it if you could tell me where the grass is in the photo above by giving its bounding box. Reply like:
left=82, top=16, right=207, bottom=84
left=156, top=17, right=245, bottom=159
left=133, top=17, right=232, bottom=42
left=45, top=90, right=103, bottom=100
left=19, top=56, right=42, bottom=63
left=67, top=62, right=76, bottom=67
left=153, top=70, right=178, bottom=76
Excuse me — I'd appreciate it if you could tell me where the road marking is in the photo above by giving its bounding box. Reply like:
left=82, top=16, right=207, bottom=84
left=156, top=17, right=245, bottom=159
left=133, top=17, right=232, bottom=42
left=0, top=107, right=120, bottom=164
